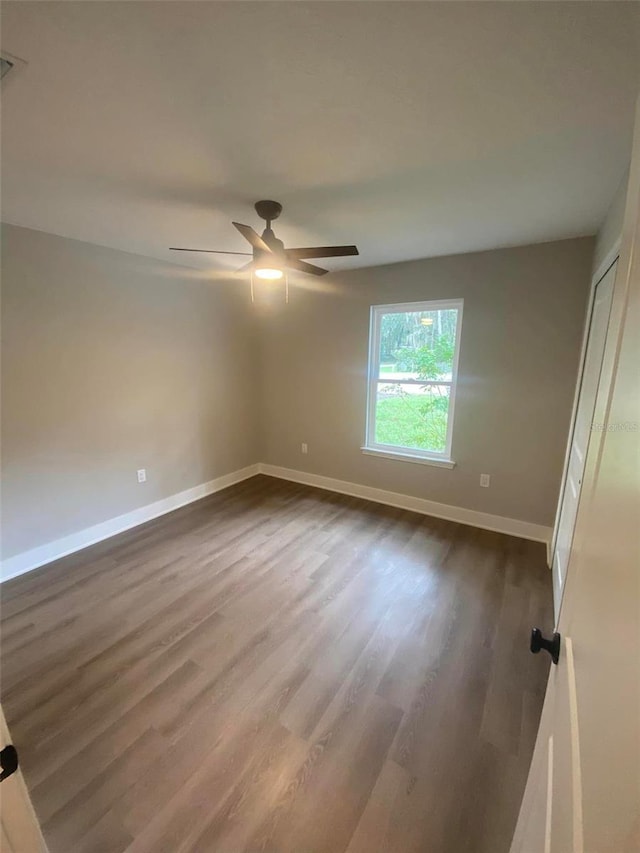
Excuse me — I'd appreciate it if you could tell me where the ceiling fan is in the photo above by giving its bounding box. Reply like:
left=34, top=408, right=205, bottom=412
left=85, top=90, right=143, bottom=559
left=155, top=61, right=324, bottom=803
left=170, top=200, right=359, bottom=279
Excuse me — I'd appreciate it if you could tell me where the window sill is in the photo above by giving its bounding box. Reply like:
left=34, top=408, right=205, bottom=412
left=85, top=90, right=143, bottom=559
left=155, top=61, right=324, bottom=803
left=360, top=447, right=456, bottom=469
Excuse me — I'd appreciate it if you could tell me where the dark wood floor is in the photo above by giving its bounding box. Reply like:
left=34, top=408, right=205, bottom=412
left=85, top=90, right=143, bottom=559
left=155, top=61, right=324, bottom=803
left=0, top=475, right=552, bottom=853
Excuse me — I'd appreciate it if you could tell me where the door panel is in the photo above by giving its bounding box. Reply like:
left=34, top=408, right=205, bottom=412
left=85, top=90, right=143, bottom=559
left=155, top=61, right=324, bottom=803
left=552, top=263, right=615, bottom=618
left=510, top=681, right=554, bottom=853
left=549, top=638, right=580, bottom=853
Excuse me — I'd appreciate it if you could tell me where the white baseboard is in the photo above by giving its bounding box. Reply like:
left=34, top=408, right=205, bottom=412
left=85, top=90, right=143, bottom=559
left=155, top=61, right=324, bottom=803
left=0, top=464, right=260, bottom=583
left=259, top=463, right=552, bottom=545
left=1, top=460, right=552, bottom=583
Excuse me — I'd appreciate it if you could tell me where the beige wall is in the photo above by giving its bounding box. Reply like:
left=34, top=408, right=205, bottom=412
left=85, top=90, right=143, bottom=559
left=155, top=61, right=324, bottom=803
left=1, top=224, right=259, bottom=559
left=1, top=227, right=594, bottom=564
left=259, top=238, right=594, bottom=527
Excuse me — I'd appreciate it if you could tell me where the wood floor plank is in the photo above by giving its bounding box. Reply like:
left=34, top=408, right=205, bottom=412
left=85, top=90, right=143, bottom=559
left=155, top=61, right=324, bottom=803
left=345, top=760, right=413, bottom=853
left=0, top=474, right=553, bottom=853
left=30, top=660, right=201, bottom=823
left=42, top=726, right=166, bottom=851
left=245, top=694, right=403, bottom=853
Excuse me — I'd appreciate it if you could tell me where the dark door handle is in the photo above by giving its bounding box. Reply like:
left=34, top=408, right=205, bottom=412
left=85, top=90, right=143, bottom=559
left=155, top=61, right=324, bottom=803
left=0, top=744, right=19, bottom=781
left=530, top=627, right=561, bottom=665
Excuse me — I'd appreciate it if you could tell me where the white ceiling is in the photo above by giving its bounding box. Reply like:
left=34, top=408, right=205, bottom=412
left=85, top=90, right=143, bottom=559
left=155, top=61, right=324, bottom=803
left=1, top=2, right=639, bottom=273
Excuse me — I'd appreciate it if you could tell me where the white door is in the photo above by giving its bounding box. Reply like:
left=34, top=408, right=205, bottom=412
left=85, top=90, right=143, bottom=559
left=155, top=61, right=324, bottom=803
left=552, top=262, right=616, bottom=619
left=0, top=704, right=48, bottom=853
left=511, top=102, right=640, bottom=853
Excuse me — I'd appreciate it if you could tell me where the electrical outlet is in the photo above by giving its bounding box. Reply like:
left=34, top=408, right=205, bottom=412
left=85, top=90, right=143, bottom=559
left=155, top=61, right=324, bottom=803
left=137, top=468, right=147, bottom=484
left=301, top=443, right=308, bottom=454
left=480, top=473, right=490, bottom=488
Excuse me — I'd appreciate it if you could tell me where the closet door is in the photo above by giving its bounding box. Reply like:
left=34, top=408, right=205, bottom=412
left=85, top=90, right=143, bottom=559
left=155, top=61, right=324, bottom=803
left=551, top=261, right=615, bottom=618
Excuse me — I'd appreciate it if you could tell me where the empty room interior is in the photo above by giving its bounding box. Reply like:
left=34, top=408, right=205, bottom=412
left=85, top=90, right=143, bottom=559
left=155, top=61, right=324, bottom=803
left=1, top=3, right=639, bottom=852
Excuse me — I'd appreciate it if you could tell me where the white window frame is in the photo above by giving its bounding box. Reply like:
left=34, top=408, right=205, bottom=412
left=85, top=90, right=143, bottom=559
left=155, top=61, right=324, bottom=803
left=363, top=298, right=464, bottom=468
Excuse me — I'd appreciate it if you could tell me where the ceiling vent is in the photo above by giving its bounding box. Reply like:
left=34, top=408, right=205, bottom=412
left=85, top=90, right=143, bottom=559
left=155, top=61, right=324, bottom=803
left=1, top=51, right=27, bottom=84
left=0, top=56, right=14, bottom=79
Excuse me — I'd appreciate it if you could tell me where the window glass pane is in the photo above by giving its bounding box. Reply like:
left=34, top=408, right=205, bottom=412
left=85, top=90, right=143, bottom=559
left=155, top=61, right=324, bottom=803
left=374, top=381, right=451, bottom=453
left=379, top=309, right=458, bottom=381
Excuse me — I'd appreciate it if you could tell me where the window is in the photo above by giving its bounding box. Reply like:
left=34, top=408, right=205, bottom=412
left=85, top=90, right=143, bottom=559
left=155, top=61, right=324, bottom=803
left=364, top=299, right=463, bottom=466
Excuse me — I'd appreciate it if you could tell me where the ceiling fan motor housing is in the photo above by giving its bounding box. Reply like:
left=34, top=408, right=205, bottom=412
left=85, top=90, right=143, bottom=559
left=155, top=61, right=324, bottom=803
left=260, top=228, right=285, bottom=255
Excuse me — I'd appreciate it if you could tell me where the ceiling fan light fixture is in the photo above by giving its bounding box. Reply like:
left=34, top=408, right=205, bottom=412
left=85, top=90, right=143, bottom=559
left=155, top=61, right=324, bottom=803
left=254, top=266, right=283, bottom=280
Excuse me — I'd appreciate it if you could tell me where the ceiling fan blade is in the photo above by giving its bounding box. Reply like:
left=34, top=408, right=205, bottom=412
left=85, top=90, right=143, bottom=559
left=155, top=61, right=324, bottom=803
left=285, top=245, right=359, bottom=260
left=169, top=248, right=252, bottom=255
left=232, top=222, right=271, bottom=253
left=286, top=259, right=328, bottom=276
